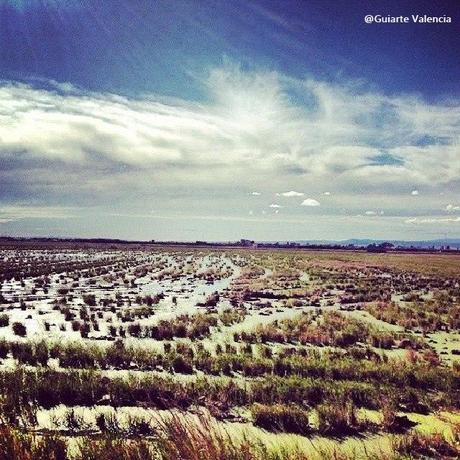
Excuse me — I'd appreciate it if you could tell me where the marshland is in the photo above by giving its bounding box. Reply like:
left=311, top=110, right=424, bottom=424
left=0, top=242, right=459, bottom=459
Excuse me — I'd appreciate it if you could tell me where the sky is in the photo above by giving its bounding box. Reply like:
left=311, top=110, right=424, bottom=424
left=0, top=0, right=459, bottom=241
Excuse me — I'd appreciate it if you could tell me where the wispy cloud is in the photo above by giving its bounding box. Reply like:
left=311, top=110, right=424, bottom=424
left=406, top=216, right=460, bottom=224
left=0, top=206, right=77, bottom=222
left=0, top=62, right=459, bottom=238
left=364, top=210, right=384, bottom=216
left=1, top=64, right=458, bottom=187
left=276, top=190, right=304, bottom=197
left=445, top=204, right=460, bottom=212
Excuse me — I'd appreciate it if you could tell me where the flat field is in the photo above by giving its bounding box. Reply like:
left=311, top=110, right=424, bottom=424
left=0, top=243, right=459, bottom=459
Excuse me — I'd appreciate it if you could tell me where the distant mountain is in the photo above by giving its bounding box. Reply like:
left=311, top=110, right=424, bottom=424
left=2, top=236, right=460, bottom=250
left=289, top=238, right=460, bottom=249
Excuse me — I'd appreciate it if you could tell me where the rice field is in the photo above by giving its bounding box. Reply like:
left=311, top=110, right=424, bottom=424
left=0, top=242, right=459, bottom=459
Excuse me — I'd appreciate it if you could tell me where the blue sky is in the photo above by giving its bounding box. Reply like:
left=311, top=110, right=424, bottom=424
left=0, top=0, right=459, bottom=241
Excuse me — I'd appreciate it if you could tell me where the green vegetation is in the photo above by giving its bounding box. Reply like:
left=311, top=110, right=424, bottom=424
left=1, top=245, right=460, bottom=458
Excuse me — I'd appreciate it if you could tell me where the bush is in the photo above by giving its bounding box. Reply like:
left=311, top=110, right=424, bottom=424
left=125, top=414, right=155, bottom=436
left=80, top=323, right=91, bottom=338
left=0, top=314, right=9, bottom=327
left=11, top=342, right=36, bottom=365
left=171, top=355, right=194, bottom=374
left=12, top=322, right=27, bottom=337
left=251, top=404, right=311, bottom=435
left=35, top=341, right=50, bottom=366
left=317, top=399, right=359, bottom=436
left=127, top=323, right=142, bottom=338
left=381, top=397, right=398, bottom=431
left=0, top=340, right=9, bottom=359
left=60, top=408, right=90, bottom=434
left=82, top=295, right=96, bottom=307
left=95, top=412, right=122, bottom=435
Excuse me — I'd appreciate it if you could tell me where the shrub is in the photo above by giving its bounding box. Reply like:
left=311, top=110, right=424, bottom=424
left=0, top=340, right=9, bottom=359
left=80, top=323, right=91, bottom=338
left=0, top=314, right=9, bottom=327
left=171, top=355, right=194, bottom=374
left=61, top=408, right=90, bottom=434
left=127, top=323, right=142, bottom=337
left=316, top=399, right=359, bottom=436
left=95, top=412, right=122, bottom=435
left=11, top=342, right=35, bottom=364
left=34, top=341, right=49, bottom=366
left=125, top=414, right=155, bottom=436
left=83, top=295, right=96, bottom=307
left=251, top=404, right=311, bottom=435
left=12, top=322, right=27, bottom=337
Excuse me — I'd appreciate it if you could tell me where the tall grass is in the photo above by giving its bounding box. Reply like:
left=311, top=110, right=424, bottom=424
left=0, top=427, right=67, bottom=460
left=251, top=404, right=311, bottom=435
left=1, top=412, right=459, bottom=459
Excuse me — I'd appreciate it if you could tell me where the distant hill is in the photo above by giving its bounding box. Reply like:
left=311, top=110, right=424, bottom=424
left=1, top=236, right=460, bottom=251
left=289, top=239, right=460, bottom=249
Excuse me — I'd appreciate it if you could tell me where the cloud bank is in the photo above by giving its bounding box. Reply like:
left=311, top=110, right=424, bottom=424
left=0, top=63, right=459, bottom=238
left=1, top=65, right=459, bottom=184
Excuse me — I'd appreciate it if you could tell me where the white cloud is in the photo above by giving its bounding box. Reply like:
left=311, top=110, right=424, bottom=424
left=406, top=216, right=460, bottom=224
left=0, top=206, right=77, bottom=221
left=363, top=210, right=385, bottom=216
left=269, top=203, right=282, bottom=208
left=301, top=198, right=320, bottom=207
left=445, top=204, right=460, bottom=212
left=1, top=63, right=460, bottom=240
left=1, top=64, right=458, bottom=190
left=276, top=190, right=304, bottom=197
